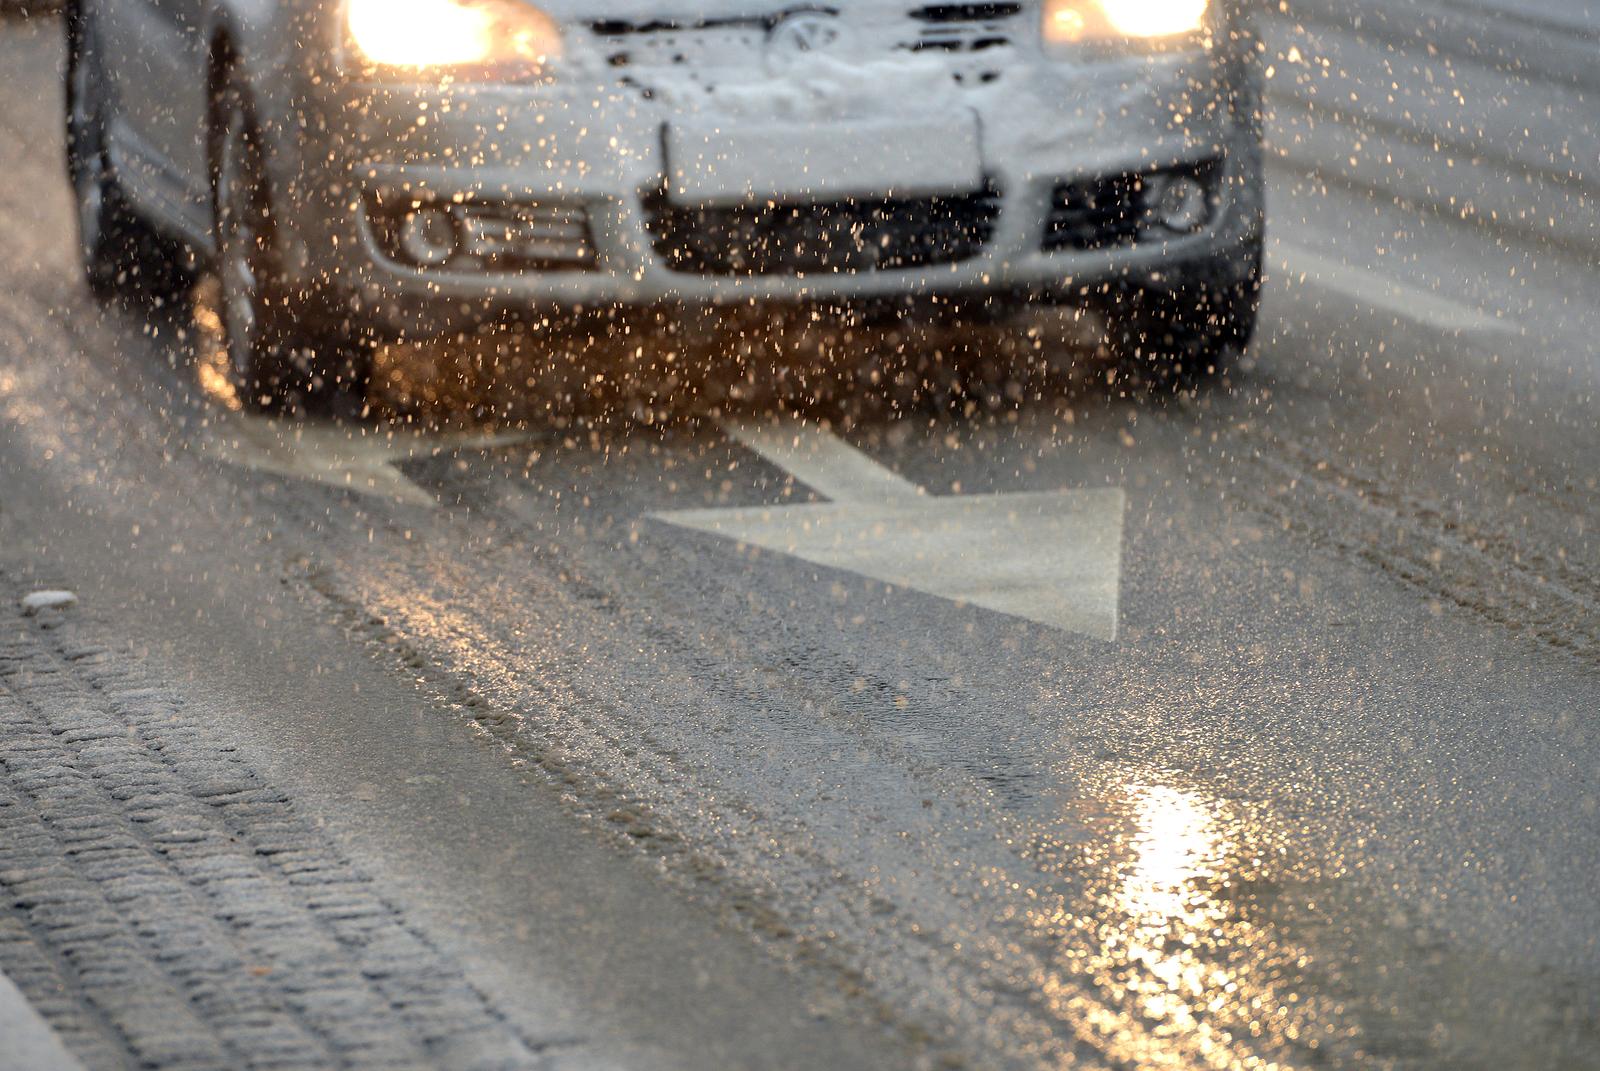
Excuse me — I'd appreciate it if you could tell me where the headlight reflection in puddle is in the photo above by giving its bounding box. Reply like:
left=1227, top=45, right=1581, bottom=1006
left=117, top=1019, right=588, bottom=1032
left=1101, top=782, right=1260, bottom=1062
left=1028, top=777, right=1345, bottom=1071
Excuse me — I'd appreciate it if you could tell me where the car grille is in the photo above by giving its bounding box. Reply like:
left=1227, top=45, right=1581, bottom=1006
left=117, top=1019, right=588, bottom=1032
left=907, top=4, right=1024, bottom=53
left=643, top=188, right=1002, bottom=276
left=589, top=18, right=769, bottom=73
left=591, top=5, right=1023, bottom=82
left=1042, top=175, right=1150, bottom=253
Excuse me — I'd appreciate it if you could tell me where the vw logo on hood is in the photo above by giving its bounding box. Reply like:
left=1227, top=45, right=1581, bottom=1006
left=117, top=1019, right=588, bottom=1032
left=766, top=11, right=848, bottom=72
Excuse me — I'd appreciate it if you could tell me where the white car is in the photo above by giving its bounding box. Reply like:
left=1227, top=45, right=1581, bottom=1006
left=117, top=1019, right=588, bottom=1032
left=66, top=0, right=1265, bottom=407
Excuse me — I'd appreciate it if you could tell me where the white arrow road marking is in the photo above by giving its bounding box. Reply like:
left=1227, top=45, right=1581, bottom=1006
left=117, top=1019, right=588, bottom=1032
left=1275, top=240, right=1521, bottom=335
left=206, top=417, right=527, bottom=507
left=724, top=419, right=925, bottom=505
left=654, top=420, right=1126, bottom=641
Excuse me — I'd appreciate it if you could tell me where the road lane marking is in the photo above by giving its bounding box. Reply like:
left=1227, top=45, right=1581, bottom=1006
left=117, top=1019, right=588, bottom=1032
left=1275, top=241, right=1521, bottom=335
left=653, top=420, right=1126, bottom=641
left=206, top=417, right=526, bottom=506
left=724, top=419, right=925, bottom=505
left=0, top=968, right=86, bottom=1071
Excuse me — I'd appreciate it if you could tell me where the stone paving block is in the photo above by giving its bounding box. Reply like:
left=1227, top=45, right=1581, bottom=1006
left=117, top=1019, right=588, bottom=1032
left=0, top=576, right=551, bottom=1071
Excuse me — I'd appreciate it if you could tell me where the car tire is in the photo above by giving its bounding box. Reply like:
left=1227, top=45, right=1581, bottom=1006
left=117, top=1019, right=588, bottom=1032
left=209, top=68, right=369, bottom=413
left=1101, top=235, right=1264, bottom=392
left=66, top=6, right=189, bottom=304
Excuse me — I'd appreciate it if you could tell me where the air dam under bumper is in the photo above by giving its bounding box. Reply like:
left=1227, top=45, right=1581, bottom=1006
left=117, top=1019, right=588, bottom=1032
left=297, top=58, right=1263, bottom=339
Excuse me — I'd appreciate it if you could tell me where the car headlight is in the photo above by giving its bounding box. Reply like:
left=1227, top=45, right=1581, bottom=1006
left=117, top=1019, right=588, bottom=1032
left=346, top=0, right=562, bottom=75
left=1042, top=0, right=1209, bottom=47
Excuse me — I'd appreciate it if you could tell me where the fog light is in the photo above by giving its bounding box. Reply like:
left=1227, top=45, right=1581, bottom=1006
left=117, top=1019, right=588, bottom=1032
left=1151, top=174, right=1210, bottom=233
left=397, top=205, right=458, bottom=267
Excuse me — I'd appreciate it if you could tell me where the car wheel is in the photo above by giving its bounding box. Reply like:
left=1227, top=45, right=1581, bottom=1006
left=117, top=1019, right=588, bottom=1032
left=210, top=71, right=368, bottom=413
left=66, top=7, right=188, bottom=303
left=1102, top=237, right=1263, bottom=392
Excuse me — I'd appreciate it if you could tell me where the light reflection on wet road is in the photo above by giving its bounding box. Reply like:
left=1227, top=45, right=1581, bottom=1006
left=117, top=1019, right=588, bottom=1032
left=1014, top=774, right=1323, bottom=1071
left=1103, top=785, right=1244, bottom=1053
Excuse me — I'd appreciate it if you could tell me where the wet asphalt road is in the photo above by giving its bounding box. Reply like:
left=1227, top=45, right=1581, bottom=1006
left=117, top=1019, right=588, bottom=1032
left=2, top=8, right=1599, bottom=1070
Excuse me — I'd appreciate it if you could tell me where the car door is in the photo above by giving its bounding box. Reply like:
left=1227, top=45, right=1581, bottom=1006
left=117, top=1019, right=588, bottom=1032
left=98, top=0, right=212, bottom=222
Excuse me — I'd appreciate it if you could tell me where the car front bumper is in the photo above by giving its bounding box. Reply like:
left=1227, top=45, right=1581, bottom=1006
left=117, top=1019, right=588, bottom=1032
left=289, top=47, right=1264, bottom=339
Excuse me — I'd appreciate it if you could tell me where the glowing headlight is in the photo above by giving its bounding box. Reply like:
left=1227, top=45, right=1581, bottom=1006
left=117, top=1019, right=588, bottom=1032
left=347, top=0, right=561, bottom=73
left=1043, top=0, right=1209, bottom=45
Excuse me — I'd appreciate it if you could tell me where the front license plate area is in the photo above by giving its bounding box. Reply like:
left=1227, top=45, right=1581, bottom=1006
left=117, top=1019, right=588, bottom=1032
left=664, top=113, right=984, bottom=205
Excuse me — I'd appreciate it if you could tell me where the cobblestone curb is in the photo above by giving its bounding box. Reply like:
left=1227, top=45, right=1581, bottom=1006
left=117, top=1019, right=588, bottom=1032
left=0, top=572, right=550, bottom=1071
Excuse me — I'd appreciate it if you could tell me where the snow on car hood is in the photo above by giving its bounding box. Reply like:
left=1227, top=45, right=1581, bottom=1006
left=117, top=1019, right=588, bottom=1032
left=531, top=0, right=915, bottom=19
left=548, top=3, right=1024, bottom=121
left=653, top=52, right=966, bottom=122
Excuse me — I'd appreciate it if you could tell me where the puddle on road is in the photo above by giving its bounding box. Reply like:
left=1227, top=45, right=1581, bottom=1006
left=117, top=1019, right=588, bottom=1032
left=1023, top=776, right=1343, bottom=1069
left=1081, top=784, right=1297, bottom=1063
left=1022, top=771, right=1600, bottom=1071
